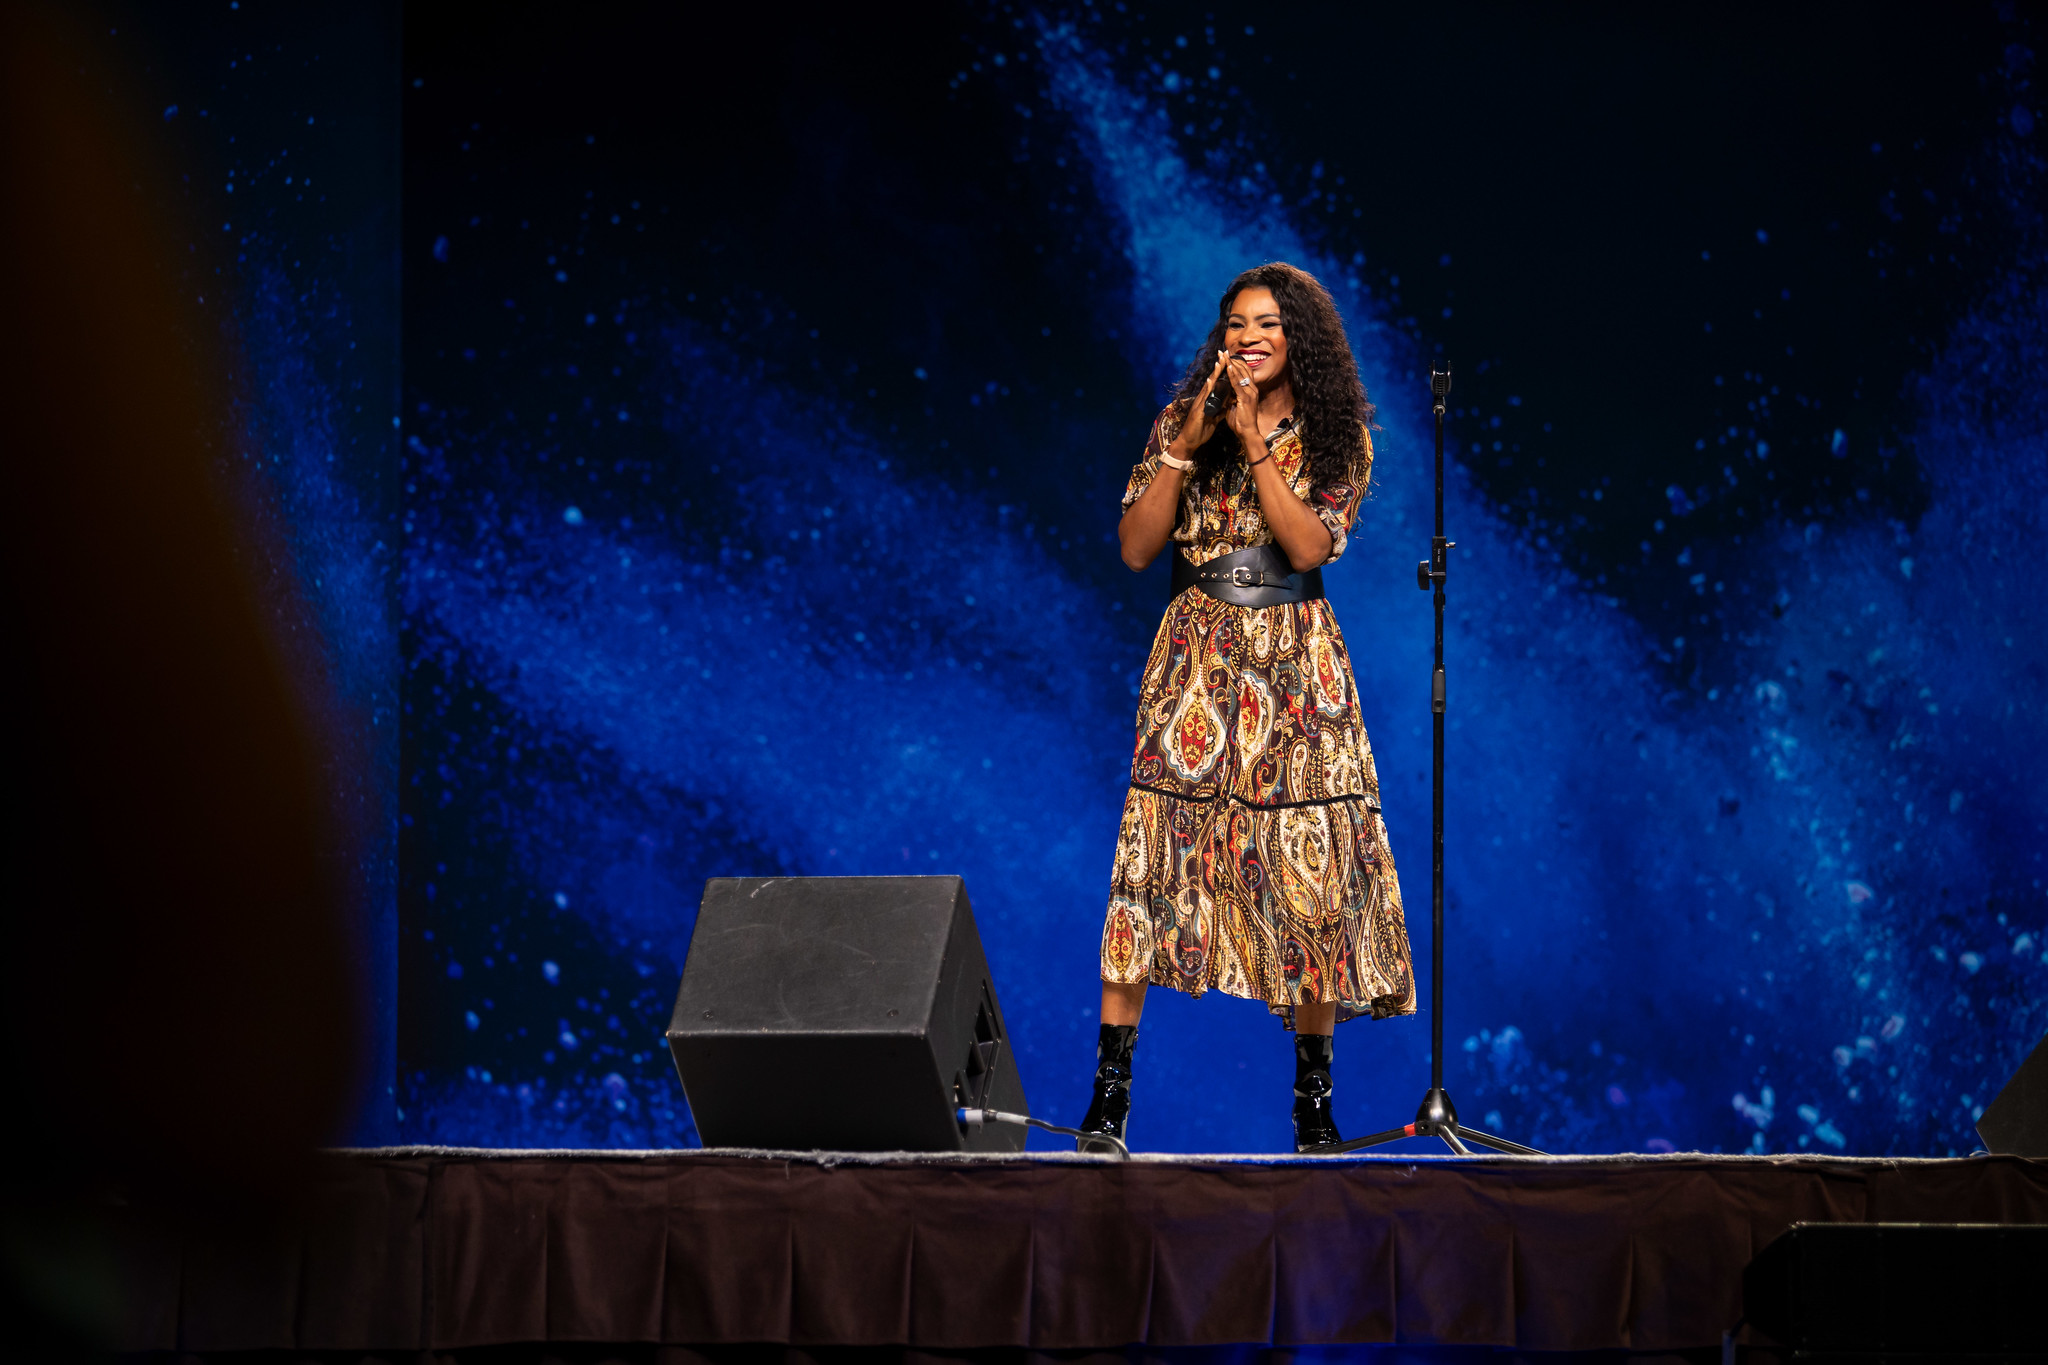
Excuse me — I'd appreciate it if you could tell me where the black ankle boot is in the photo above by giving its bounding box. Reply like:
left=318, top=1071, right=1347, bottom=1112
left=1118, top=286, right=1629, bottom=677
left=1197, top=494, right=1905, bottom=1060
left=1077, top=1023, right=1138, bottom=1152
left=1292, top=1032, right=1341, bottom=1151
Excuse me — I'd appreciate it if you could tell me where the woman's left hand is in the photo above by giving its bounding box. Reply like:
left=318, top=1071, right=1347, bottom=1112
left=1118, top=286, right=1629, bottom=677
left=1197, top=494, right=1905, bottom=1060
left=1222, top=355, right=1263, bottom=452
left=1220, top=352, right=1326, bottom=569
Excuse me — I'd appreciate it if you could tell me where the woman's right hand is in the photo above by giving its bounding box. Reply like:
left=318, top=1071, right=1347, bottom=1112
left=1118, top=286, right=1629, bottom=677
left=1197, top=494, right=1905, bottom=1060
left=1169, top=350, right=1231, bottom=459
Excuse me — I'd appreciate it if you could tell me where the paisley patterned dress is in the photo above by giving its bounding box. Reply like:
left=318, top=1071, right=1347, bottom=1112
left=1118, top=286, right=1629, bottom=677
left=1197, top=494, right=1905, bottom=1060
left=1100, top=402, right=1417, bottom=1026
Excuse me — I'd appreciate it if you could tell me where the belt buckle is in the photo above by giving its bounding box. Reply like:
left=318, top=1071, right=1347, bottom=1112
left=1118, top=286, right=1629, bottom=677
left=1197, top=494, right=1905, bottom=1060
left=1231, top=565, right=1257, bottom=588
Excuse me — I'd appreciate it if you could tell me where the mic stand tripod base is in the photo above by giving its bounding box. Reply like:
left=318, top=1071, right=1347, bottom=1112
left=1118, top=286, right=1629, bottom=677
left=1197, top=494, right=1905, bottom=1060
left=1305, top=1088, right=1546, bottom=1157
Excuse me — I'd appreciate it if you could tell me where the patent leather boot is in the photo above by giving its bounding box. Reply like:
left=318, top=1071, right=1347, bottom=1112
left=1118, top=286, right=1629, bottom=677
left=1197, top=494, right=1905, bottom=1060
left=1077, top=1023, right=1138, bottom=1153
left=1292, top=1031, right=1342, bottom=1151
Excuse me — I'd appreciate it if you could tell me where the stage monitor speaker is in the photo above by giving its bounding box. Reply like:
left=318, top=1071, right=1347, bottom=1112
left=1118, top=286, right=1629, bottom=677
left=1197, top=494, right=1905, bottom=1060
left=1743, top=1222, right=2048, bottom=1356
left=666, top=875, right=1029, bottom=1152
left=1977, top=1028, right=2048, bottom=1157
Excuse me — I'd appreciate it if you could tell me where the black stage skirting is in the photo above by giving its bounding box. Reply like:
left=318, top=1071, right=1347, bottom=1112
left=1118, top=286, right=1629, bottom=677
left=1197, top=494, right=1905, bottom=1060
left=113, top=1149, right=2048, bottom=1358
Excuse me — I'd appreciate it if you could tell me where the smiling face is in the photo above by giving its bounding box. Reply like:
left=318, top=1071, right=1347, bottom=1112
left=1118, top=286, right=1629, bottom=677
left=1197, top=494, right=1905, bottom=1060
left=1225, top=286, right=1289, bottom=389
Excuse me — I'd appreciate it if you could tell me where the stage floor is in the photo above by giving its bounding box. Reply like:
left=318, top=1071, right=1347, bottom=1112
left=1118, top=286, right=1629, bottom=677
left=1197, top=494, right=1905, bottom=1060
left=114, top=1147, right=2048, bottom=1357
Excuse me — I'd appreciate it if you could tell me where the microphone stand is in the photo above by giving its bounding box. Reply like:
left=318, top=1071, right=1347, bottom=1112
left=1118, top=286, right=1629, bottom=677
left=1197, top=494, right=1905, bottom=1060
left=1312, top=363, right=1544, bottom=1157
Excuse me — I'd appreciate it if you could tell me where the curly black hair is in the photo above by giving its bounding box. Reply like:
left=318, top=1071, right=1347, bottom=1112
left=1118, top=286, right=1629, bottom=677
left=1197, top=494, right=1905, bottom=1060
left=1170, top=261, right=1374, bottom=497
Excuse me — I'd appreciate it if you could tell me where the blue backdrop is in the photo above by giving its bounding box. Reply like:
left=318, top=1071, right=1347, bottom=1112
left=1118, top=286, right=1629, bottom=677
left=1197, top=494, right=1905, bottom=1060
left=117, top=3, right=2048, bottom=1155
left=389, top=4, right=2046, bottom=1155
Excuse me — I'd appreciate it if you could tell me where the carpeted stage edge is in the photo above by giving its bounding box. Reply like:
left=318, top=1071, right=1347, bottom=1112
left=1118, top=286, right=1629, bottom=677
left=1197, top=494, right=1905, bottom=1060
left=112, top=1148, right=2048, bottom=1361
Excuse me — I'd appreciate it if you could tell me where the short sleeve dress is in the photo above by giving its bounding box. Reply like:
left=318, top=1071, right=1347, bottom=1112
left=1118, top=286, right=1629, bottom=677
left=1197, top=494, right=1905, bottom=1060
left=1100, top=400, right=1417, bottom=1026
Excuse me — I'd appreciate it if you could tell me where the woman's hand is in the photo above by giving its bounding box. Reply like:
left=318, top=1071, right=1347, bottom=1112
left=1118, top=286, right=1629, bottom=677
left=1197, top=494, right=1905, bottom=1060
left=1221, top=354, right=1263, bottom=452
left=1168, top=350, right=1231, bottom=458
left=1226, top=354, right=1333, bottom=572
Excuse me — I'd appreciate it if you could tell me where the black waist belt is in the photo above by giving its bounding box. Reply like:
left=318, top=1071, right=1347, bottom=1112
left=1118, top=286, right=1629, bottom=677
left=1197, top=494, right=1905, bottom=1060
left=1172, top=545, right=1325, bottom=608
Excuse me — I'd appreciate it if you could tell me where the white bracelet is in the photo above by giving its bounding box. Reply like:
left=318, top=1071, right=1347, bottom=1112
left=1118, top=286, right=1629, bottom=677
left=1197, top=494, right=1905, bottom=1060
left=1159, top=450, right=1193, bottom=471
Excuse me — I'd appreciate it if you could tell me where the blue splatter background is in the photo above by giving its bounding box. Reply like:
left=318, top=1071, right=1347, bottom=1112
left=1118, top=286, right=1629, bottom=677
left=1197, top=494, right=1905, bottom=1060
left=391, top=3, right=2045, bottom=1155
left=118, top=3, right=2048, bottom=1154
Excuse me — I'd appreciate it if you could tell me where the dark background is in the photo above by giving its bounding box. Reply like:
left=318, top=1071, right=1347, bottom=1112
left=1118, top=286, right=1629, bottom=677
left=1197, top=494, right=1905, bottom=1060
left=394, top=1, right=2048, bottom=1151
left=405, top=0, right=2016, bottom=585
left=61, top=0, right=404, bottom=1145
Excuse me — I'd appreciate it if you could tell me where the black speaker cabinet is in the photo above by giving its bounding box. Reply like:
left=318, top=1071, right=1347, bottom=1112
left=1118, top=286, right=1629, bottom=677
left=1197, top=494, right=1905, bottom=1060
left=666, top=875, right=1029, bottom=1152
left=1744, top=1222, right=2048, bottom=1356
left=1978, top=1029, right=2048, bottom=1157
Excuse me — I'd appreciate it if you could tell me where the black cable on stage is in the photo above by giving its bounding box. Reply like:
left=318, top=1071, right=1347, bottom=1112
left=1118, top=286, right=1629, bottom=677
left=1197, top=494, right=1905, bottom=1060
left=957, top=1107, right=1130, bottom=1160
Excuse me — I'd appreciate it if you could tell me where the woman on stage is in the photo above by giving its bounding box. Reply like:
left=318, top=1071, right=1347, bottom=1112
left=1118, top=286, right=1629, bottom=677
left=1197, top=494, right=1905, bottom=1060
left=1081, top=262, right=1416, bottom=1153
